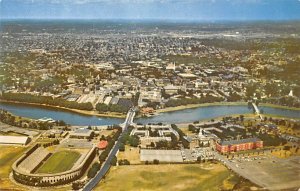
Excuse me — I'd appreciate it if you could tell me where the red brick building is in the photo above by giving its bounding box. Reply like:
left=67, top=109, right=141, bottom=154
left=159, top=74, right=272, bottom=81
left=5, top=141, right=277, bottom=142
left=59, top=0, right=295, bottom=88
left=216, top=138, right=263, bottom=153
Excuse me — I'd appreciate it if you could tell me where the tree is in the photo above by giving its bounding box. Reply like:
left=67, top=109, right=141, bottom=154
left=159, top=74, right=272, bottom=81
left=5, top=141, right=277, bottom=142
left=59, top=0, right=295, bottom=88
left=110, top=156, right=117, bottom=166
left=153, top=159, right=159, bottom=164
left=119, top=159, right=130, bottom=165
left=150, top=142, right=155, bottom=148
left=100, top=135, right=106, bottom=141
left=197, top=156, right=202, bottom=162
left=119, top=143, right=125, bottom=152
left=239, top=115, right=244, bottom=122
left=156, top=140, right=168, bottom=149
left=72, top=181, right=84, bottom=190
left=128, top=135, right=140, bottom=147
left=246, top=83, right=257, bottom=98
left=87, top=162, right=100, bottom=178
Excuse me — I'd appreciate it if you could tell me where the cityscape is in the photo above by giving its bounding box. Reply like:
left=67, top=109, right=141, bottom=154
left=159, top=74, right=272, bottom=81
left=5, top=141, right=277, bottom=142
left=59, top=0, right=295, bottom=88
left=0, top=0, right=300, bottom=191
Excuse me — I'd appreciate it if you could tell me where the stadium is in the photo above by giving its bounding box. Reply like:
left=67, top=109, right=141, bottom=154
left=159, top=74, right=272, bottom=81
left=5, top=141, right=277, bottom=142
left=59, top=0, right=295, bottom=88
left=12, top=142, right=96, bottom=186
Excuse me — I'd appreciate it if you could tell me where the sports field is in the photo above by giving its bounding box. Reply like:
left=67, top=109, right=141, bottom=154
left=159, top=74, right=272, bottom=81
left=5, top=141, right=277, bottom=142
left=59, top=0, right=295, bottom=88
left=36, top=150, right=81, bottom=174
left=95, top=163, right=245, bottom=191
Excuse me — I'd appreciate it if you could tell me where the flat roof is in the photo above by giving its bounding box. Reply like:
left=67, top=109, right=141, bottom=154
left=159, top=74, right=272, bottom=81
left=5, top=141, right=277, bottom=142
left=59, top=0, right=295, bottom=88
left=0, top=135, right=29, bottom=144
left=178, top=73, right=197, bottom=78
left=70, top=128, right=93, bottom=136
left=140, top=149, right=183, bottom=162
left=220, top=138, right=262, bottom=146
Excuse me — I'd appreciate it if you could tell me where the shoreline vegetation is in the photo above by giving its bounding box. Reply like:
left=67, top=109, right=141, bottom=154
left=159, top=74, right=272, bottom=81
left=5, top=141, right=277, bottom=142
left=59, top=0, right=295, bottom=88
left=0, top=99, right=126, bottom=119
left=0, top=99, right=299, bottom=121
left=156, top=101, right=300, bottom=113
left=176, top=113, right=300, bottom=128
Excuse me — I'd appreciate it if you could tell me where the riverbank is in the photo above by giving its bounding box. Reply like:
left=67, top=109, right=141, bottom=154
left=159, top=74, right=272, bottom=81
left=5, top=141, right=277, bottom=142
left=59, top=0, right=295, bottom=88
left=0, top=100, right=126, bottom=119
left=175, top=112, right=300, bottom=128
left=156, top=102, right=300, bottom=114
left=259, top=103, right=300, bottom=111
left=1, top=100, right=299, bottom=124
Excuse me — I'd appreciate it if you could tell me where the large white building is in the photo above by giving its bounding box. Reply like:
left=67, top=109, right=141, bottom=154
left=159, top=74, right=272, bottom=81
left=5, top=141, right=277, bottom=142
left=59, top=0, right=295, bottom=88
left=0, top=136, right=30, bottom=145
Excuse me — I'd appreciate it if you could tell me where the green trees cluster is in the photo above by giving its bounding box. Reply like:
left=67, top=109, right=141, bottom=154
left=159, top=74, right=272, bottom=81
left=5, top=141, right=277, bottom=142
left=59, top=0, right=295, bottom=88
left=110, top=156, right=117, bottom=166
left=43, top=139, right=59, bottom=148
left=87, top=162, right=101, bottom=178
left=165, top=96, right=222, bottom=108
left=121, top=128, right=140, bottom=148
left=99, top=127, right=122, bottom=163
left=188, top=124, right=197, bottom=133
left=96, top=103, right=127, bottom=113
left=72, top=181, right=85, bottom=190
left=171, top=124, right=189, bottom=148
left=132, top=92, right=140, bottom=106
left=118, top=159, right=130, bottom=165
left=0, top=109, right=54, bottom=130
left=258, top=133, right=287, bottom=147
left=1, top=92, right=93, bottom=111
left=154, top=134, right=178, bottom=149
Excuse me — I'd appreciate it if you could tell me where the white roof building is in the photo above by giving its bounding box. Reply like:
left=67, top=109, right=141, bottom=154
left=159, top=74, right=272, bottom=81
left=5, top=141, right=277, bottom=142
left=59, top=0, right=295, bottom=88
left=0, top=136, right=30, bottom=145
left=140, top=149, right=183, bottom=162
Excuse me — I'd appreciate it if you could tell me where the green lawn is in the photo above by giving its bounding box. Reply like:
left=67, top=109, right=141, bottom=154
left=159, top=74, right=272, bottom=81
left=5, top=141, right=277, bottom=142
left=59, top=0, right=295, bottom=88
left=95, top=163, right=239, bottom=191
left=36, top=151, right=81, bottom=174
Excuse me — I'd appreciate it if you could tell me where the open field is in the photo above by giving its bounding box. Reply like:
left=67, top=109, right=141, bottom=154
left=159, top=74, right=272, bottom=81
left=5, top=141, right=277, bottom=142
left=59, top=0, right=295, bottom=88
left=117, top=146, right=140, bottom=164
left=36, top=150, right=81, bottom=174
left=99, top=129, right=116, bottom=137
left=0, top=145, right=27, bottom=191
left=95, top=163, right=253, bottom=191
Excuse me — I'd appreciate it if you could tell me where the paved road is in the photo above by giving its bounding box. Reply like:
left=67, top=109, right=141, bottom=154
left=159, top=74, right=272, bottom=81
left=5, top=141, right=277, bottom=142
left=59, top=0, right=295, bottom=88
left=82, top=109, right=135, bottom=191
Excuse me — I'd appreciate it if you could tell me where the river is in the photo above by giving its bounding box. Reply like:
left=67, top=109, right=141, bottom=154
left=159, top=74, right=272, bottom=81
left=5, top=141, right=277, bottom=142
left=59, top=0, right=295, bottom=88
left=0, top=102, right=299, bottom=126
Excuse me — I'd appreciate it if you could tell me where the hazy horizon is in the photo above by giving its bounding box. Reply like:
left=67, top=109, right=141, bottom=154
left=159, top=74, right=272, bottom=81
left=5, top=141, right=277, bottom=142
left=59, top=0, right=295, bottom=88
left=1, top=0, right=300, bottom=21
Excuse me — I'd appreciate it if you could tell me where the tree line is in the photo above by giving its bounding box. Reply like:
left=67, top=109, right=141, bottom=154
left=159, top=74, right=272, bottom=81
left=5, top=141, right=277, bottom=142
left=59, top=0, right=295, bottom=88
left=1, top=92, right=93, bottom=111
left=96, top=103, right=127, bottom=113
left=165, top=96, right=222, bottom=108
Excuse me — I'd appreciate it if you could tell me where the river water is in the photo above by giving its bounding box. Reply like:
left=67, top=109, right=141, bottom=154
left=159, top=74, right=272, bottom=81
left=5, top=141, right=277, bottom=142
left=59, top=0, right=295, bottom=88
left=0, top=102, right=299, bottom=126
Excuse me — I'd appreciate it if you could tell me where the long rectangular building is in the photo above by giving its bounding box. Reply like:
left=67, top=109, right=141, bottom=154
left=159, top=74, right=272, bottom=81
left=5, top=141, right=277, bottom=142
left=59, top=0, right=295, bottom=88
left=0, top=135, right=30, bottom=145
left=140, top=149, right=183, bottom=162
left=216, top=138, right=263, bottom=153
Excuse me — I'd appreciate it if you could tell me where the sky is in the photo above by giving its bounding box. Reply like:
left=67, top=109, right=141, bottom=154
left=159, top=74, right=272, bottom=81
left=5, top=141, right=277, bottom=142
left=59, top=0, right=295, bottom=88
left=1, top=0, right=300, bottom=21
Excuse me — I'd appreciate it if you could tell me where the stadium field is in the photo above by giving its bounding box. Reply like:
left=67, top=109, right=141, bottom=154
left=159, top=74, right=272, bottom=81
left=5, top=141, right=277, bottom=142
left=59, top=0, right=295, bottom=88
left=36, top=150, right=81, bottom=174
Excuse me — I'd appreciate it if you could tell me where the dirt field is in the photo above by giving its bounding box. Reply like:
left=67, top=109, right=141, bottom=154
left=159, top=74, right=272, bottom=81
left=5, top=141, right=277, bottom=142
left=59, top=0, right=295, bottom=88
left=95, top=163, right=242, bottom=191
left=117, top=145, right=140, bottom=164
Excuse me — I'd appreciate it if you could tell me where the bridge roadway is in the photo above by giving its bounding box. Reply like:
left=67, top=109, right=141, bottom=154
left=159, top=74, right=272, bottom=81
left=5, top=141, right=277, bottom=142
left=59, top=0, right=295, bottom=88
left=251, top=102, right=263, bottom=120
left=82, top=109, right=136, bottom=191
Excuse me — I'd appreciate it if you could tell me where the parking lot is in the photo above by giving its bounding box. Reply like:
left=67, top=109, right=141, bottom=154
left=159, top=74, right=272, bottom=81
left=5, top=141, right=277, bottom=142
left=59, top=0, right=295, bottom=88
left=218, top=154, right=300, bottom=190
left=182, top=148, right=214, bottom=161
left=60, top=139, right=94, bottom=148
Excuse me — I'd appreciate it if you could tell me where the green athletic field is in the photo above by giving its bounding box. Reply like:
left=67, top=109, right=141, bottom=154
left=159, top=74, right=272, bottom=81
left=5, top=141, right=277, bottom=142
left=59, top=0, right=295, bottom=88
left=36, top=151, right=81, bottom=174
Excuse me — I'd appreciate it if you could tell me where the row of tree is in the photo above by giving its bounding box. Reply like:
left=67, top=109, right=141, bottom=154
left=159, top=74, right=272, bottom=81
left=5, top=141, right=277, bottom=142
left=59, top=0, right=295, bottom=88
left=165, top=96, right=223, bottom=108
left=99, top=127, right=122, bottom=163
left=95, top=103, right=127, bottom=113
left=1, top=92, right=93, bottom=111
left=120, top=126, right=140, bottom=151
left=0, top=109, right=54, bottom=130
